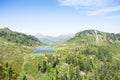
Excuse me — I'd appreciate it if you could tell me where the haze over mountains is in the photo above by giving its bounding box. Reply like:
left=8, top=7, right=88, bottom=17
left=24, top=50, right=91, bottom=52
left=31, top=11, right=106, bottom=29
left=0, top=28, right=120, bottom=45
left=35, top=29, right=120, bottom=45
left=1, top=28, right=120, bottom=45
left=35, top=33, right=74, bottom=45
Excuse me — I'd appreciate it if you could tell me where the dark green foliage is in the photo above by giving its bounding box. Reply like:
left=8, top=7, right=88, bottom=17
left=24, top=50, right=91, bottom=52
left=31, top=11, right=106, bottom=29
left=52, top=57, right=59, bottom=68
left=95, top=62, right=120, bottom=80
left=106, top=33, right=120, bottom=43
left=60, top=73, right=68, bottom=80
left=97, top=47, right=112, bottom=62
left=8, top=65, right=18, bottom=80
left=37, top=64, right=41, bottom=72
left=69, top=64, right=74, bottom=80
left=55, top=69, right=59, bottom=80
left=8, top=66, right=13, bottom=79
left=22, top=75, right=27, bottom=80
left=41, top=61, right=47, bottom=73
left=0, top=62, right=18, bottom=80
left=0, top=63, right=6, bottom=79
left=0, top=28, right=41, bottom=46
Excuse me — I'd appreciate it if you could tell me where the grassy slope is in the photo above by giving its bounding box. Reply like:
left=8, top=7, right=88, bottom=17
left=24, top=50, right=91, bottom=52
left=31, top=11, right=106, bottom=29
left=0, top=28, right=43, bottom=79
left=0, top=29, right=120, bottom=80
left=0, top=37, right=47, bottom=79
left=0, top=28, right=42, bottom=46
left=21, top=30, right=120, bottom=80
left=22, top=43, right=120, bottom=80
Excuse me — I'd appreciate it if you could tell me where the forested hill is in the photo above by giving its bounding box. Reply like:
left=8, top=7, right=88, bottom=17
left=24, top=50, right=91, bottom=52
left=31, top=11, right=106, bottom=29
left=0, top=28, right=42, bottom=46
left=68, top=29, right=120, bottom=44
left=19, top=30, right=120, bottom=80
left=0, top=28, right=120, bottom=80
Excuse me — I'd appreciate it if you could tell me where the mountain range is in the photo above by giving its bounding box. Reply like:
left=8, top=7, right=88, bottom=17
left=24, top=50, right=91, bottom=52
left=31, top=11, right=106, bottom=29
left=1, top=28, right=119, bottom=45
left=0, top=28, right=120, bottom=80
left=35, top=33, right=74, bottom=45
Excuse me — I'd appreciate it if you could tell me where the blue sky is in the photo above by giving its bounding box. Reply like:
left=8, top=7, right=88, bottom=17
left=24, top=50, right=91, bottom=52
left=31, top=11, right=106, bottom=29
left=0, top=0, right=120, bottom=36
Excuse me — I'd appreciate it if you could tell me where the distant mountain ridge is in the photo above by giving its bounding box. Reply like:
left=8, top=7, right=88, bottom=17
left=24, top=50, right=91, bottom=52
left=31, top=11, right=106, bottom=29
left=0, top=28, right=42, bottom=46
left=1, top=28, right=120, bottom=46
left=35, top=33, right=74, bottom=45
left=68, top=29, right=120, bottom=44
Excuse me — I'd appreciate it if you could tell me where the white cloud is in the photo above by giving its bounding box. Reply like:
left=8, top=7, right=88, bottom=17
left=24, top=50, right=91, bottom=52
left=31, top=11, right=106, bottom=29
left=58, top=0, right=114, bottom=7
left=87, top=5, right=120, bottom=16
left=58, top=0, right=120, bottom=16
left=107, top=15, right=120, bottom=19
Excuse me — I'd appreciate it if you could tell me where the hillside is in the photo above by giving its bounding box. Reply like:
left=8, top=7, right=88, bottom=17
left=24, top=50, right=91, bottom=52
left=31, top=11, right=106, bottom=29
left=54, top=30, right=120, bottom=49
left=0, top=28, right=42, bottom=80
left=21, top=30, right=120, bottom=80
left=0, top=29, right=120, bottom=80
left=74, top=29, right=120, bottom=44
left=0, top=42, right=34, bottom=80
left=0, top=28, right=42, bottom=46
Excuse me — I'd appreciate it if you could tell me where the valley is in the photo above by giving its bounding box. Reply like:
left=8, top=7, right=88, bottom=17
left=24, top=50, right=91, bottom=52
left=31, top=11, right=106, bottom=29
left=35, top=33, right=74, bottom=45
left=0, top=28, right=120, bottom=80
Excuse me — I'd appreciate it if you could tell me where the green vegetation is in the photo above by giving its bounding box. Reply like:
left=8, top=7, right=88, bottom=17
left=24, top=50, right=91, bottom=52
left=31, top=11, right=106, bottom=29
left=22, top=44, right=120, bottom=80
left=0, top=28, right=42, bottom=46
left=0, top=62, right=18, bottom=80
left=0, top=28, right=120, bottom=80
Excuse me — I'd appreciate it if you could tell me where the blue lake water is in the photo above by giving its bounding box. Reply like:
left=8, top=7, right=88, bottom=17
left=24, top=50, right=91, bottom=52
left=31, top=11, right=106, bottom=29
left=33, top=48, right=56, bottom=54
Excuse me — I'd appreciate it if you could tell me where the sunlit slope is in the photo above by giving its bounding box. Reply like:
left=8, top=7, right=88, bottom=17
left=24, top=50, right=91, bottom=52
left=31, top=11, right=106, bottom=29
left=0, top=29, right=120, bottom=80
left=53, top=29, right=120, bottom=49
left=0, top=28, right=43, bottom=80
left=22, top=44, right=120, bottom=80
left=0, top=28, right=42, bottom=46
left=21, top=30, right=120, bottom=80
